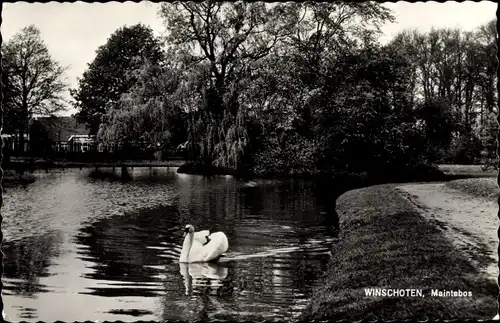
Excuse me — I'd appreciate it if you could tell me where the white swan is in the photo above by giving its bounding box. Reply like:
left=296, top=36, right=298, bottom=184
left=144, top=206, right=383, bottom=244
left=179, top=224, right=229, bottom=263
left=193, top=229, right=212, bottom=245
left=493, top=313, right=499, bottom=320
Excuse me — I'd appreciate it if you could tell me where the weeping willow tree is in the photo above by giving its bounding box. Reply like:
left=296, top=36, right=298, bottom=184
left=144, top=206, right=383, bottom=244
left=158, top=1, right=296, bottom=172
left=98, top=58, right=187, bottom=157
left=158, top=1, right=396, bottom=174
left=179, top=82, right=251, bottom=171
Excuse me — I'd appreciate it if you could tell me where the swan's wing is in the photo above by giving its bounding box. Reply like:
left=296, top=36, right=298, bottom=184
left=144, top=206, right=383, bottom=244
left=201, top=232, right=229, bottom=262
left=186, top=232, right=228, bottom=262
left=186, top=242, right=212, bottom=263
left=193, top=230, right=211, bottom=244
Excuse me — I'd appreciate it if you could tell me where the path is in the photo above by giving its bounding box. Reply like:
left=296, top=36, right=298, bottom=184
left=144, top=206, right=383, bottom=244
left=397, top=182, right=498, bottom=282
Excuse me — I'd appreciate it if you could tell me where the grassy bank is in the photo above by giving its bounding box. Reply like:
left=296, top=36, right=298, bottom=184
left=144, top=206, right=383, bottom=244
left=2, top=169, right=36, bottom=187
left=301, top=184, right=497, bottom=320
left=445, top=177, right=498, bottom=199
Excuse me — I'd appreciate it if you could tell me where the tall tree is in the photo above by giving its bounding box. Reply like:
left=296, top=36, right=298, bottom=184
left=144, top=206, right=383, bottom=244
left=474, top=20, right=498, bottom=165
left=389, top=23, right=498, bottom=164
left=158, top=1, right=394, bottom=172
left=71, top=23, right=165, bottom=134
left=473, top=20, right=497, bottom=120
left=2, top=25, right=67, bottom=153
left=1, top=55, right=20, bottom=135
left=158, top=1, right=295, bottom=170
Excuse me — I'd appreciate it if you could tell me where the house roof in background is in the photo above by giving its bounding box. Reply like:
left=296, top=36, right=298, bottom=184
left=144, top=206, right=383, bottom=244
left=33, top=116, right=89, bottom=142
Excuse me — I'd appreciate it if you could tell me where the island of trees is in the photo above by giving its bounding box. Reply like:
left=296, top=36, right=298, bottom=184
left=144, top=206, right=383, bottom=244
left=2, top=2, right=497, bottom=181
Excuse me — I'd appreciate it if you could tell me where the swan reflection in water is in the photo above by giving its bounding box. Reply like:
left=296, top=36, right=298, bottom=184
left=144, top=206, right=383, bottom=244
left=179, top=262, right=229, bottom=296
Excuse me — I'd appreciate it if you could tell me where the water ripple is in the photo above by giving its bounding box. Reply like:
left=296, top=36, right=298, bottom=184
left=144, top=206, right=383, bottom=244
left=3, top=168, right=339, bottom=322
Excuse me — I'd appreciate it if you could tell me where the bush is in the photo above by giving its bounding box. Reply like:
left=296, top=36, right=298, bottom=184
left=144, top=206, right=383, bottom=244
left=444, top=135, right=483, bottom=164
left=251, top=131, right=319, bottom=177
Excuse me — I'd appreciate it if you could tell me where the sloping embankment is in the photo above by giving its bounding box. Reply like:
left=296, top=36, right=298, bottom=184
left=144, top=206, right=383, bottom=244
left=398, top=180, right=498, bottom=282
left=301, top=184, right=497, bottom=321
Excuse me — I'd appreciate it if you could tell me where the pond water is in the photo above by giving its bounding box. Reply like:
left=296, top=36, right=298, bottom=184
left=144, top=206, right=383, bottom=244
left=2, top=167, right=340, bottom=322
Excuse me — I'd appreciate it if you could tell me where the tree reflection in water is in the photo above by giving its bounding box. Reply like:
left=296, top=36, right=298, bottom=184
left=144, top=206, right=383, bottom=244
left=3, top=231, right=64, bottom=297
left=73, top=205, right=183, bottom=297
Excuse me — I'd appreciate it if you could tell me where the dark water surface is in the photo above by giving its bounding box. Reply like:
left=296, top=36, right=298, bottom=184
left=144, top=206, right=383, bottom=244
left=2, top=167, right=339, bottom=321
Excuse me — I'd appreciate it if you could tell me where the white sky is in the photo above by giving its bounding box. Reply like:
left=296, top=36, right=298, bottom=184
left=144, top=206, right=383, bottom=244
left=1, top=1, right=497, bottom=116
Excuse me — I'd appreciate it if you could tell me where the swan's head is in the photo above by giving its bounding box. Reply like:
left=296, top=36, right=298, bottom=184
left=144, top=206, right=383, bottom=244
left=183, top=224, right=195, bottom=238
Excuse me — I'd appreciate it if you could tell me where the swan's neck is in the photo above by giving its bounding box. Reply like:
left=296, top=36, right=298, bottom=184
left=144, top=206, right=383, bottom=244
left=179, top=233, right=194, bottom=263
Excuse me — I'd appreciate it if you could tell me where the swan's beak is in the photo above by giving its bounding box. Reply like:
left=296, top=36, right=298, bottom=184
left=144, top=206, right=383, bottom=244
left=182, top=231, right=187, bottom=238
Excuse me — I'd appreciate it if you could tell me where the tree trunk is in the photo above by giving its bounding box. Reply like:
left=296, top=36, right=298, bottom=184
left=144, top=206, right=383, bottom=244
left=17, top=98, right=30, bottom=155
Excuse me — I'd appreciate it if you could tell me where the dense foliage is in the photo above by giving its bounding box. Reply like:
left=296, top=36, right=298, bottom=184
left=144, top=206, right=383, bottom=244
left=70, top=24, right=165, bottom=135
left=3, top=3, right=496, bottom=178
left=97, top=59, right=187, bottom=158
left=92, top=3, right=497, bottom=178
left=2, top=25, right=67, bottom=153
left=387, top=22, right=498, bottom=165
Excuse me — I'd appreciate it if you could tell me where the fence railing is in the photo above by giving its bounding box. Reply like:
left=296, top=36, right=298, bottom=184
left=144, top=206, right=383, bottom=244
left=3, top=145, right=187, bottom=165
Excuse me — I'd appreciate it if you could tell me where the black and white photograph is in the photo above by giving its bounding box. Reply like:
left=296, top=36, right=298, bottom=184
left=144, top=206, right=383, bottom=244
left=0, top=0, right=498, bottom=321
